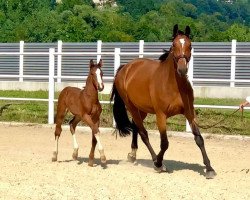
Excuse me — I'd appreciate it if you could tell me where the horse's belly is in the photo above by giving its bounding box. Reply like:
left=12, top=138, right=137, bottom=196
left=127, top=86, right=154, bottom=113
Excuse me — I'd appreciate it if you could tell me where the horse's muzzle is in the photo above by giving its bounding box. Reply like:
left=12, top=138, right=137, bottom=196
left=177, top=58, right=188, bottom=77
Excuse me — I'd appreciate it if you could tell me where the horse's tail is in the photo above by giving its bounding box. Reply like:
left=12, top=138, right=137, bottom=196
left=110, top=83, right=133, bottom=137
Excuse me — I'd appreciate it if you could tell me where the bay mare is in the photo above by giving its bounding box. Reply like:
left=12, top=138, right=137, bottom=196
left=111, top=25, right=216, bottom=179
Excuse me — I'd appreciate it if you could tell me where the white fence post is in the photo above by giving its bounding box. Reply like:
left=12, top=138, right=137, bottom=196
left=48, top=48, right=55, bottom=124
left=19, top=41, right=24, bottom=82
left=230, top=39, right=236, bottom=87
left=186, top=48, right=194, bottom=132
left=97, top=40, right=102, bottom=62
left=139, top=40, right=144, bottom=58
left=114, top=48, right=120, bottom=72
left=57, top=40, right=62, bottom=83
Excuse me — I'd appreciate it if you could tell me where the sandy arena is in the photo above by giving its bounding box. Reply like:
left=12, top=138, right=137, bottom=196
left=0, top=123, right=249, bottom=200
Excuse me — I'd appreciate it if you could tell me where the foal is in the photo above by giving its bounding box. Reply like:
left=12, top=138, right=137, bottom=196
left=52, top=59, right=106, bottom=167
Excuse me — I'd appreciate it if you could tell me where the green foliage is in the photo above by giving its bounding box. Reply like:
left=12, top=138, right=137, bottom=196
left=0, top=0, right=249, bottom=42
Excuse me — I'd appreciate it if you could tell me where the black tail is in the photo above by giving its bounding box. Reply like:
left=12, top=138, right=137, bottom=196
left=110, top=84, right=133, bottom=137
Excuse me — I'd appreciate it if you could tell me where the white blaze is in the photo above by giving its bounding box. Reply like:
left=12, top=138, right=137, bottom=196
left=95, top=68, right=103, bottom=87
left=179, top=38, right=185, bottom=48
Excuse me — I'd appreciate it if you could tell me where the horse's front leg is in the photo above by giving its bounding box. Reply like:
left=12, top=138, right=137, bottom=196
left=82, top=114, right=106, bottom=167
left=154, top=113, right=169, bottom=172
left=190, top=122, right=216, bottom=179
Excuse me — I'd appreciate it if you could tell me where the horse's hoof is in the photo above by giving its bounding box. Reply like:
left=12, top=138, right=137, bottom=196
left=72, top=148, right=79, bottom=160
left=100, top=155, right=106, bottom=164
left=206, top=170, right=217, bottom=179
left=127, top=153, right=136, bottom=163
left=52, top=152, right=57, bottom=162
left=52, top=157, right=57, bottom=162
left=101, top=156, right=107, bottom=168
left=88, top=160, right=94, bottom=167
left=154, top=163, right=168, bottom=173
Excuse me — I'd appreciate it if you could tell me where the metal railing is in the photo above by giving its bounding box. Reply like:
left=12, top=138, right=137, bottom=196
left=0, top=46, right=250, bottom=131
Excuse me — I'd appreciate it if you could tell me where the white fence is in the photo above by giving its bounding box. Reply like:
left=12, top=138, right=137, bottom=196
left=0, top=44, right=250, bottom=131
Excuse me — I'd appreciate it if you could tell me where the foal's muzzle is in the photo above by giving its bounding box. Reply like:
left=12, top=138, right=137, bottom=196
left=98, top=83, right=104, bottom=92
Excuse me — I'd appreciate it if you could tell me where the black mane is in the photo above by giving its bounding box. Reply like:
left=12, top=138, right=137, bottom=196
left=159, top=49, right=169, bottom=62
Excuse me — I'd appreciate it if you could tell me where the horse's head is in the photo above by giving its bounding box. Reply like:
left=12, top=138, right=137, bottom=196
left=89, top=59, right=104, bottom=92
left=171, top=24, right=192, bottom=77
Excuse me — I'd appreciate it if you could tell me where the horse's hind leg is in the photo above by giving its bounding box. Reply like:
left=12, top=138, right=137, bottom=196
left=69, top=116, right=81, bottom=160
left=52, top=107, right=66, bottom=162
left=127, top=120, right=138, bottom=163
left=190, top=121, right=216, bottom=179
left=126, top=106, right=158, bottom=167
left=127, top=115, right=145, bottom=163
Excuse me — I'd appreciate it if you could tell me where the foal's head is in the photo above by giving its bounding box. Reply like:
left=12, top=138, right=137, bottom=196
left=171, top=24, right=192, bottom=77
left=89, top=59, right=104, bottom=92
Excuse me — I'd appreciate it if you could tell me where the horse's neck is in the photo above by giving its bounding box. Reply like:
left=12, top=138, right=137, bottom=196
left=161, top=52, right=193, bottom=94
left=83, top=76, right=98, bottom=100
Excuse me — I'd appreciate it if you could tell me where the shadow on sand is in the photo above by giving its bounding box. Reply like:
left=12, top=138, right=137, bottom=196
left=59, top=156, right=205, bottom=176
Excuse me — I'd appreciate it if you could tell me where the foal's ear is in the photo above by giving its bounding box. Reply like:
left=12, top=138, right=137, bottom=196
left=98, top=59, right=103, bottom=67
left=89, top=59, right=94, bottom=68
left=185, top=26, right=191, bottom=38
left=172, top=24, right=179, bottom=39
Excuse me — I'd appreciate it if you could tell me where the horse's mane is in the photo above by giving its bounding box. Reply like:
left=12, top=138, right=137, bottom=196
left=159, top=49, right=169, bottom=62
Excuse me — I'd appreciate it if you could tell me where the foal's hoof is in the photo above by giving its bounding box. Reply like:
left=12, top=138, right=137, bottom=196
left=72, top=148, right=79, bottom=160
left=206, top=170, right=217, bottom=179
left=127, top=153, right=136, bottom=163
left=52, top=152, right=58, bottom=162
left=100, top=156, right=107, bottom=168
left=153, top=163, right=168, bottom=173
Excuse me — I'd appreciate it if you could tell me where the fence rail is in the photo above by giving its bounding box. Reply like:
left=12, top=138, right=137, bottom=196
left=0, top=40, right=250, bottom=131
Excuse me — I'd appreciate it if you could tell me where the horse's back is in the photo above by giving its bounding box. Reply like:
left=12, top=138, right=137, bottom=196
left=57, top=87, right=82, bottom=112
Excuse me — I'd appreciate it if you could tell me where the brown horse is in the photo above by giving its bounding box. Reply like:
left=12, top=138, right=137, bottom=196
left=52, top=59, right=106, bottom=167
left=110, top=25, right=216, bottom=179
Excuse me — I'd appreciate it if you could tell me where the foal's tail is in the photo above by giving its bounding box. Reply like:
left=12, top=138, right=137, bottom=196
left=110, top=84, right=133, bottom=137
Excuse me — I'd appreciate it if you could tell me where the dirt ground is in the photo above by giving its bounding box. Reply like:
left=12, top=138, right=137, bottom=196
left=0, top=123, right=249, bottom=200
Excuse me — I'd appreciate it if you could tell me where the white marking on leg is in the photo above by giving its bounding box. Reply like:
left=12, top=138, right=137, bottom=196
left=94, top=132, right=103, bottom=151
left=54, top=136, right=59, bottom=153
left=131, top=148, right=137, bottom=157
left=72, top=134, right=79, bottom=149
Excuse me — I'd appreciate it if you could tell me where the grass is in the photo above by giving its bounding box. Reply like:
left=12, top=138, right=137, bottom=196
left=0, top=90, right=249, bottom=135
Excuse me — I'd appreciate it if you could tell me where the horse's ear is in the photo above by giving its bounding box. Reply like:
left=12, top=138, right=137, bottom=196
left=185, top=26, right=191, bottom=38
left=89, top=59, right=94, bottom=68
left=172, top=24, right=178, bottom=39
left=98, top=59, right=103, bottom=67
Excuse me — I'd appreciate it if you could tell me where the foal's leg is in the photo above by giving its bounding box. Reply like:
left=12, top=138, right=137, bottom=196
left=52, top=107, right=66, bottom=162
left=82, top=114, right=106, bottom=166
left=69, top=116, right=81, bottom=160
left=189, top=120, right=216, bottom=179
left=88, top=133, right=97, bottom=167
